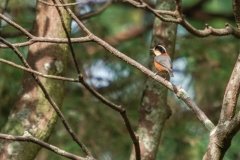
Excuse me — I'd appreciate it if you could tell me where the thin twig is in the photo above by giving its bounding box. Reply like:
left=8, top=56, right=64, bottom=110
left=219, top=54, right=240, bottom=123
left=124, top=0, right=240, bottom=38
left=54, top=0, right=81, bottom=76
left=0, top=31, right=29, bottom=38
left=0, top=37, right=94, bottom=159
left=233, top=0, right=240, bottom=30
left=0, top=132, right=86, bottom=160
left=58, top=3, right=140, bottom=157
left=120, top=111, right=140, bottom=160
left=0, top=13, right=91, bottom=49
left=58, top=1, right=141, bottom=159
left=53, top=0, right=93, bottom=157
left=0, top=58, right=78, bottom=82
left=0, top=13, right=33, bottom=38
left=0, top=36, right=91, bottom=48
left=58, top=1, right=215, bottom=131
left=0, top=1, right=217, bottom=159
left=79, top=0, right=112, bottom=20
left=80, top=77, right=141, bottom=158
left=38, top=0, right=88, bottom=6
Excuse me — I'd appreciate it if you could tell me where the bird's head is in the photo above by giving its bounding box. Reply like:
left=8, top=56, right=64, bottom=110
left=150, top=45, right=167, bottom=56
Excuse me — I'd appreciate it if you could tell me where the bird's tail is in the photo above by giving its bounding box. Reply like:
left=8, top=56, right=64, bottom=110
left=168, top=70, right=174, bottom=77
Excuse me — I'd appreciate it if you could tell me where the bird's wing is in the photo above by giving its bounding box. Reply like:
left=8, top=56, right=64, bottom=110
left=154, top=55, right=174, bottom=77
left=154, top=56, right=172, bottom=70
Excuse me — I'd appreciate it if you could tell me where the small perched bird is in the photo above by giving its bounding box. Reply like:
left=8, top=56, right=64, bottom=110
left=151, top=45, right=174, bottom=77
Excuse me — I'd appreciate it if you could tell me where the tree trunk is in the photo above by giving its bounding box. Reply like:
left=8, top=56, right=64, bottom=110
left=130, top=0, right=177, bottom=159
left=202, top=1, right=240, bottom=159
left=0, top=0, right=71, bottom=159
left=203, top=54, right=240, bottom=160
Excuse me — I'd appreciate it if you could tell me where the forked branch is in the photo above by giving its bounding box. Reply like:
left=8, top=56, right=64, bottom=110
left=124, top=0, right=240, bottom=38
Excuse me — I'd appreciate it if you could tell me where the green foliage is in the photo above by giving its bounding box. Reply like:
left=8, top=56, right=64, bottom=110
left=203, top=0, right=232, bottom=14
left=1, top=0, right=240, bottom=159
left=0, top=46, right=28, bottom=128
left=35, top=3, right=149, bottom=159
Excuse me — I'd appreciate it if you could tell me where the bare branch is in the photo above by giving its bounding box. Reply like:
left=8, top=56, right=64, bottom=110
left=120, top=111, right=140, bottom=160
left=0, top=37, right=93, bottom=159
left=0, top=36, right=91, bottom=48
left=0, top=0, right=220, bottom=159
left=233, top=0, right=240, bottom=29
left=78, top=0, right=112, bottom=20
left=58, top=1, right=141, bottom=159
left=38, top=0, right=87, bottom=6
left=0, top=58, right=78, bottom=82
left=219, top=54, right=240, bottom=123
left=59, top=0, right=214, bottom=130
left=124, top=0, right=240, bottom=38
left=180, top=92, right=215, bottom=131
left=0, top=31, right=29, bottom=38
left=0, top=132, right=87, bottom=160
left=53, top=0, right=82, bottom=78
left=0, top=13, right=91, bottom=48
left=0, top=13, right=33, bottom=38
left=76, top=79, right=141, bottom=159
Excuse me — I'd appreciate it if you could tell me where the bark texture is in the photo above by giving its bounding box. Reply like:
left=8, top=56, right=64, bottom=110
left=0, top=0, right=71, bottom=159
left=130, top=0, right=177, bottom=159
left=202, top=2, right=240, bottom=159
left=203, top=54, right=240, bottom=160
left=233, top=0, right=240, bottom=30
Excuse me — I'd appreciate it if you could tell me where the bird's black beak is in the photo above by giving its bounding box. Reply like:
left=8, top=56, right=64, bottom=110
left=150, top=49, right=154, bottom=52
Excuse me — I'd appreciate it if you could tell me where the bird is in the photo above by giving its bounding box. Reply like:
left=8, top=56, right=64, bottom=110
left=150, top=45, right=174, bottom=77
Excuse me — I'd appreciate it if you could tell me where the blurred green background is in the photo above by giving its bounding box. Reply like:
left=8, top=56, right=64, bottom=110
left=0, top=0, right=240, bottom=159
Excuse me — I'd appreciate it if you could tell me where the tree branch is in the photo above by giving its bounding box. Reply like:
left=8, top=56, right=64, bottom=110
left=57, top=0, right=141, bottom=159
left=0, top=13, right=33, bottom=38
left=203, top=53, right=240, bottom=159
left=59, top=0, right=214, bottom=131
left=124, top=0, right=240, bottom=38
left=219, top=54, right=240, bottom=123
left=1, top=3, right=140, bottom=158
left=38, top=0, right=87, bottom=6
left=233, top=0, right=240, bottom=29
left=0, top=37, right=93, bottom=159
left=0, top=36, right=91, bottom=48
left=0, top=132, right=87, bottom=160
left=78, top=0, right=112, bottom=20
left=0, top=58, right=78, bottom=82
left=0, top=13, right=91, bottom=48
left=0, top=0, right=215, bottom=132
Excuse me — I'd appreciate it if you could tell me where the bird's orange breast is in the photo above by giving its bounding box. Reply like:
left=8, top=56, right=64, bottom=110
left=154, top=61, right=168, bottom=73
